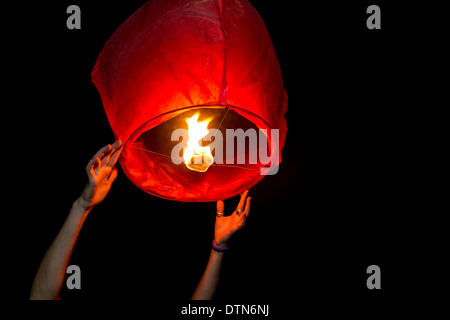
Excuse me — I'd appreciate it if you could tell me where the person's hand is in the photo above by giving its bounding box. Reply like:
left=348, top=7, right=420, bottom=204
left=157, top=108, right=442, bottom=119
left=78, top=140, right=123, bottom=210
left=214, top=190, right=251, bottom=249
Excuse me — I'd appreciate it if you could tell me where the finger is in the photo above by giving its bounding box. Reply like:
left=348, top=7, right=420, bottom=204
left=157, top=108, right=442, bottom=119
left=242, top=197, right=251, bottom=218
left=237, top=198, right=251, bottom=228
left=216, top=200, right=225, bottom=215
left=107, top=140, right=123, bottom=167
left=88, top=165, right=96, bottom=180
left=108, top=167, right=118, bottom=184
left=101, top=145, right=114, bottom=166
left=111, top=139, right=122, bottom=150
left=86, top=157, right=97, bottom=174
left=95, top=156, right=101, bottom=173
left=236, top=190, right=249, bottom=214
left=102, top=140, right=121, bottom=166
left=93, top=144, right=112, bottom=164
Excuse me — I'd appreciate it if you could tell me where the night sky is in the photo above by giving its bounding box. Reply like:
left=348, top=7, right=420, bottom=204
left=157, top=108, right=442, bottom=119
left=6, top=0, right=437, bottom=317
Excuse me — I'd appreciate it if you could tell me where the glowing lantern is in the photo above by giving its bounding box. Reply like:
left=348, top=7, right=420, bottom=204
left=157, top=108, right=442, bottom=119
left=91, top=0, right=287, bottom=202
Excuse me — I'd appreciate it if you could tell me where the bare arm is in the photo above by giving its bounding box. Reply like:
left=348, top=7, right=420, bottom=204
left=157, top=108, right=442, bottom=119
left=191, top=249, right=225, bottom=300
left=192, top=190, right=251, bottom=300
left=29, top=200, right=90, bottom=300
left=30, top=140, right=123, bottom=300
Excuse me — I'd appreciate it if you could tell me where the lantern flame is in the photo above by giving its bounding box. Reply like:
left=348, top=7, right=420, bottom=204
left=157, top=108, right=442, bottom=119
left=183, top=113, right=214, bottom=172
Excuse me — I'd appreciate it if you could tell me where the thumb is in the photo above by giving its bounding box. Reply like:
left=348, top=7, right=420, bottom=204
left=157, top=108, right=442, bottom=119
left=108, top=167, right=118, bottom=184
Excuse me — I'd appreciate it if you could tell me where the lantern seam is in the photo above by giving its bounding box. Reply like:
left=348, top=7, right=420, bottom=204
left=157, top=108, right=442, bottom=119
left=218, top=0, right=228, bottom=105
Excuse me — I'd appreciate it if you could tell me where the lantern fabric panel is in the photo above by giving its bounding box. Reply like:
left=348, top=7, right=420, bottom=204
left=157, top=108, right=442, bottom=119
left=92, top=0, right=226, bottom=141
left=91, top=0, right=287, bottom=202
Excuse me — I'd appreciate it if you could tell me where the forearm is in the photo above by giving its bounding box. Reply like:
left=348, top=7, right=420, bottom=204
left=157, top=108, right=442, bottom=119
left=192, top=249, right=224, bottom=300
left=30, top=199, right=91, bottom=300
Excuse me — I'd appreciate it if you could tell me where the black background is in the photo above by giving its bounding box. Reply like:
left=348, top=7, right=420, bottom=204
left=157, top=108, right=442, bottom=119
left=6, top=0, right=441, bottom=316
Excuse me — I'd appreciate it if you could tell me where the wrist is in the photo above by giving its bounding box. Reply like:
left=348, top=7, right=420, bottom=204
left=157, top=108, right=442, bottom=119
left=73, top=197, right=94, bottom=213
left=212, top=239, right=228, bottom=251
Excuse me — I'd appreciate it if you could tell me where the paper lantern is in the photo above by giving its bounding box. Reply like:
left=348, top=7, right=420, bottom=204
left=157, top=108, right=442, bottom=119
left=91, top=0, right=287, bottom=202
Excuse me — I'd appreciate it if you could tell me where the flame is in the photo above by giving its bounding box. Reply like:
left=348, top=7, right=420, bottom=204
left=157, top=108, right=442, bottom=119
left=183, top=113, right=214, bottom=172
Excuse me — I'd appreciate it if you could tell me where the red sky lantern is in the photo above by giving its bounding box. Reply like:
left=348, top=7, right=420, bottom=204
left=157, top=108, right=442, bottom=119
left=91, top=0, right=287, bottom=202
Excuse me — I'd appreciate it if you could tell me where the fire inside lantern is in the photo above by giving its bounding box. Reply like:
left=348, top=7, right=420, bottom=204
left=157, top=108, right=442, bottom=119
left=183, top=113, right=214, bottom=172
